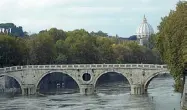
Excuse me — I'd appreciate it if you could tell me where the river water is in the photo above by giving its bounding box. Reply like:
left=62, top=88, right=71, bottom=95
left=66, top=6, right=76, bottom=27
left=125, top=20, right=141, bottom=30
left=0, top=77, right=181, bottom=110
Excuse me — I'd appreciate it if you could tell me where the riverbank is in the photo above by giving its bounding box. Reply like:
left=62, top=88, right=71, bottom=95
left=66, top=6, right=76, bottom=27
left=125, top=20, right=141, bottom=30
left=181, top=76, right=187, bottom=110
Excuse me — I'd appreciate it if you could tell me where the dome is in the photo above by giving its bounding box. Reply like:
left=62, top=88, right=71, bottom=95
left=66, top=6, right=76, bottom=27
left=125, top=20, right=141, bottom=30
left=136, top=15, right=154, bottom=38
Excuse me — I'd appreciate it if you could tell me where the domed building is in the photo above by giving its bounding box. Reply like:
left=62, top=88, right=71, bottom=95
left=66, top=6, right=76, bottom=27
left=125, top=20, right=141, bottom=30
left=136, top=15, right=154, bottom=46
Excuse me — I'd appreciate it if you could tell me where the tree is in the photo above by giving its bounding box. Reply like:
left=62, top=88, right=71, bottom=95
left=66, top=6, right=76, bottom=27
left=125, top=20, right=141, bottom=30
left=147, top=34, right=157, bottom=49
left=55, top=40, right=68, bottom=64
left=156, top=1, right=187, bottom=92
left=28, top=33, right=56, bottom=64
left=64, top=29, right=99, bottom=64
left=90, top=31, right=108, bottom=37
left=0, top=24, right=161, bottom=69
left=112, top=44, right=131, bottom=63
left=96, top=37, right=115, bottom=63
left=0, top=35, right=26, bottom=67
left=48, top=28, right=66, bottom=43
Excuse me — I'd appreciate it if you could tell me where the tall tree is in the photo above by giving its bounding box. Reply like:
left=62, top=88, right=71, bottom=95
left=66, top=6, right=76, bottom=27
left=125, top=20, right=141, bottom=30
left=28, top=33, right=56, bottom=64
left=156, top=1, right=187, bottom=91
left=0, top=35, right=26, bottom=67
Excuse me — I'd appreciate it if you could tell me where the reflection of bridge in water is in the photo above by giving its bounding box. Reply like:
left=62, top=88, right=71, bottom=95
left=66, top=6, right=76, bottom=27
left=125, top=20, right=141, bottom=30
left=0, top=64, right=169, bottom=95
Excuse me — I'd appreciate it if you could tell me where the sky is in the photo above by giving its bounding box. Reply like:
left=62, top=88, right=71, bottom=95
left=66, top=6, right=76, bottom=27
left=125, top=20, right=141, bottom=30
left=0, top=0, right=184, bottom=37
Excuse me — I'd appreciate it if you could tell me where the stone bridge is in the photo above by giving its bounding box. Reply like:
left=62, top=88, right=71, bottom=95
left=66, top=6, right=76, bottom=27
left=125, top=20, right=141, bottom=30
left=0, top=64, right=169, bottom=95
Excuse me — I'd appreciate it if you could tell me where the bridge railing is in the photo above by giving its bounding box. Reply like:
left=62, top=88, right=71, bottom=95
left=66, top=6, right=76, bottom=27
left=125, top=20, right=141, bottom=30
left=0, top=64, right=168, bottom=73
left=0, top=66, right=23, bottom=73
left=20, top=64, right=167, bottom=69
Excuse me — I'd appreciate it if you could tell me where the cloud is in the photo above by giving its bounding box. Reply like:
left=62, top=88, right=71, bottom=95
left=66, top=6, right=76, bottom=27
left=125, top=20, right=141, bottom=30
left=0, top=0, right=180, bottom=36
left=17, top=0, right=93, bottom=9
left=140, top=0, right=152, bottom=3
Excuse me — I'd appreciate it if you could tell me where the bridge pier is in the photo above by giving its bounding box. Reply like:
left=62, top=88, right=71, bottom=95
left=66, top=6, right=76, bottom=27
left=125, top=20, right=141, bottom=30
left=80, top=84, right=95, bottom=95
left=22, top=84, right=36, bottom=95
left=130, top=84, right=145, bottom=95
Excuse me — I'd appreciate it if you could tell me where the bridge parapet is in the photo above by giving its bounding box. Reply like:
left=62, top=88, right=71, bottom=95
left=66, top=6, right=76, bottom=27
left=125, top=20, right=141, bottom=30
left=0, top=66, right=23, bottom=73
left=0, top=64, right=167, bottom=73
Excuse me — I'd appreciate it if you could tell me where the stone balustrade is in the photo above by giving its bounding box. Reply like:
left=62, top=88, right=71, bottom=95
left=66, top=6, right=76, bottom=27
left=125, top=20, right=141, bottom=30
left=0, top=64, right=167, bottom=73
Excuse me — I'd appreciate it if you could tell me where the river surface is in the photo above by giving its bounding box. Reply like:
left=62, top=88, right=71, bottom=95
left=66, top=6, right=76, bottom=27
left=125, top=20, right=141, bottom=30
left=0, top=77, right=181, bottom=110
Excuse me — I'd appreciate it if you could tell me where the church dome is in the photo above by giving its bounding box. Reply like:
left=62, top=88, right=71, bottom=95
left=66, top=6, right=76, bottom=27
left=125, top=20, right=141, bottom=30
left=136, top=15, right=154, bottom=38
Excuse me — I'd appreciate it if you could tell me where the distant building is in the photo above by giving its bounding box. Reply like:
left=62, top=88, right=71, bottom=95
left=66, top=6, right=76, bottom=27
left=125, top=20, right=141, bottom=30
left=0, top=23, right=25, bottom=37
left=0, top=28, right=11, bottom=34
left=136, top=15, right=154, bottom=46
left=117, top=16, right=154, bottom=45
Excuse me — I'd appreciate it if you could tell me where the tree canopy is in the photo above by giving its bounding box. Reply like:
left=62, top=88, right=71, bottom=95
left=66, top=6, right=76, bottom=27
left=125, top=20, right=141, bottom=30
left=156, top=1, right=187, bottom=91
left=0, top=28, right=161, bottom=67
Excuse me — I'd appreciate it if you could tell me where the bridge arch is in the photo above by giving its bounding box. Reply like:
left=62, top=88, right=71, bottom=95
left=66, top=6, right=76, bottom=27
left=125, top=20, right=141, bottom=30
left=0, top=74, right=22, bottom=94
left=35, top=71, right=80, bottom=92
left=144, top=70, right=170, bottom=92
left=93, top=70, right=132, bottom=88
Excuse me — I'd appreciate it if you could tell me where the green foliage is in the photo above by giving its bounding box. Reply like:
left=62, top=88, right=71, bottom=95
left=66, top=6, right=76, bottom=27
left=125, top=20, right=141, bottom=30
left=28, top=32, right=56, bottom=65
left=147, top=34, right=157, bottom=49
left=0, top=28, right=161, bottom=67
left=0, top=35, right=27, bottom=67
left=40, top=28, right=66, bottom=43
left=156, top=1, right=187, bottom=92
left=90, top=31, right=108, bottom=37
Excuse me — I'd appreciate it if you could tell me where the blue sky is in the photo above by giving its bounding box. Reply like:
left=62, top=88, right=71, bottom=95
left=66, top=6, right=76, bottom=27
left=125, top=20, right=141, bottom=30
left=0, top=0, right=183, bottom=37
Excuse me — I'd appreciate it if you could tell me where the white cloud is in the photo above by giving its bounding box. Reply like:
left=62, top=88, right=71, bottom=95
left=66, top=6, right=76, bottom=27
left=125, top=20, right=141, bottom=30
left=140, top=0, right=152, bottom=3
left=0, top=0, right=180, bottom=36
left=66, top=7, right=123, bottom=14
left=17, top=0, right=87, bottom=8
